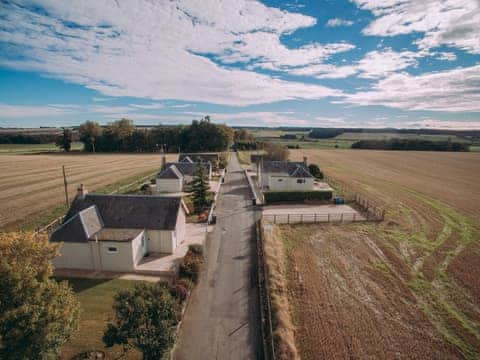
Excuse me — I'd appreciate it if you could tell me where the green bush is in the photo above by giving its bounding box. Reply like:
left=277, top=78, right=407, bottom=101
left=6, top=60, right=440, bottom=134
left=264, top=190, right=332, bottom=204
left=179, top=250, right=204, bottom=283
left=308, top=164, right=323, bottom=179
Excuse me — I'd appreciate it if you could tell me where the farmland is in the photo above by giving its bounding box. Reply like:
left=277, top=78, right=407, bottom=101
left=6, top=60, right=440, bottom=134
left=277, top=150, right=480, bottom=359
left=0, top=153, right=176, bottom=230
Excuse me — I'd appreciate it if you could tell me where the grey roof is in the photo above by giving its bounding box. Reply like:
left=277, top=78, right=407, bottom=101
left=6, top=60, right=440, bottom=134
left=65, top=194, right=182, bottom=231
left=50, top=205, right=103, bottom=243
left=162, top=162, right=210, bottom=177
left=262, top=161, right=313, bottom=178
left=158, top=165, right=183, bottom=179
left=179, top=156, right=194, bottom=163
left=179, top=153, right=219, bottom=163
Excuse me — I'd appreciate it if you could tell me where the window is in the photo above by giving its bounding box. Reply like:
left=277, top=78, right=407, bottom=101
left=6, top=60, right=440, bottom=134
left=297, top=179, right=306, bottom=184
left=107, top=246, right=118, bottom=253
left=141, top=236, right=145, bottom=248
left=277, top=179, right=283, bottom=182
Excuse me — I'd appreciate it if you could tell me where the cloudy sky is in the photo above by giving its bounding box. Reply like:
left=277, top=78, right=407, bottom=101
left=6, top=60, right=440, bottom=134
left=0, top=0, right=479, bottom=129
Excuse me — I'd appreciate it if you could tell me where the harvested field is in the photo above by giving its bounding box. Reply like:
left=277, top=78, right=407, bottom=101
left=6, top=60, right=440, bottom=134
left=0, top=153, right=176, bottom=230
left=276, top=150, right=480, bottom=359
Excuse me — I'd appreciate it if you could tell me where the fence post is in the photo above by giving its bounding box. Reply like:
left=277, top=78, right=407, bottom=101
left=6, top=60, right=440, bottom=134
left=314, top=214, right=317, bottom=223
left=301, top=214, right=303, bottom=223
left=274, top=214, right=277, bottom=224
left=341, top=213, right=344, bottom=222
left=328, top=214, right=330, bottom=222
left=288, top=214, right=290, bottom=224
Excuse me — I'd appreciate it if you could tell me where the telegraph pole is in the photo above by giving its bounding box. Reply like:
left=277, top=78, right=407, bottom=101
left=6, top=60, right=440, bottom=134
left=62, top=165, right=69, bottom=208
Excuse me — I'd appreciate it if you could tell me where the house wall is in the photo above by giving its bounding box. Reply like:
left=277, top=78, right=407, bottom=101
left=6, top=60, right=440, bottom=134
left=146, top=230, right=175, bottom=254
left=131, top=230, right=147, bottom=269
left=156, top=178, right=183, bottom=193
left=174, top=207, right=186, bottom=246
left=97, top=240, right=135, bottom=272
left=53, top=242, right=94, bottom=269
left=268, top=176, right=314, bottom=191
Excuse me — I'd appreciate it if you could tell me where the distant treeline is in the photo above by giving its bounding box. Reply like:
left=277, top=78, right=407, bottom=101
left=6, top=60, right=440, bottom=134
left=80, top=117, right=233, bottom=153
left=0, top=133, right=62, bottom=144
left=351, top=139, right=470, bottom=151
left=309, top=127, right=480, bottom=140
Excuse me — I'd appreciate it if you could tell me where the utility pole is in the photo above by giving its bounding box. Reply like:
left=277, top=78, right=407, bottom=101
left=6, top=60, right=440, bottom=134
left=62, top=165, right=69, bottom=208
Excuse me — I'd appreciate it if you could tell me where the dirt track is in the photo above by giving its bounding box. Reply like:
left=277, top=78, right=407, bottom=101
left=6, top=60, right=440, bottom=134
left=0, top=153, right=175, bottom=229
left=282, top=150, right=480, bottom=359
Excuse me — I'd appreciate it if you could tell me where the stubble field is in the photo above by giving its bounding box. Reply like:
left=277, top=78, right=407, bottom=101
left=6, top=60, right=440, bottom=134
left=282, top=149, right=480, bottom=359
left=0, top=153, right=176, bottom=230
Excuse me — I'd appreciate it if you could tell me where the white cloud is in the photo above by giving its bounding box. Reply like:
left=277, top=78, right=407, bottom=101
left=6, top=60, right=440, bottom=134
left=0, top=0, right=344, bottom=106
left=291, top=48, right=419, bottom=79
left=326, top=18, right=354, bottom=27
left=354, top=0, right=480, bottom=54
left=436, top=52, right=457, bottom=61
left=342, top=64, right=480, bottom=112
left=0, top=104, right=76, bottom=118
left=129, top=103, right=164, bottom=110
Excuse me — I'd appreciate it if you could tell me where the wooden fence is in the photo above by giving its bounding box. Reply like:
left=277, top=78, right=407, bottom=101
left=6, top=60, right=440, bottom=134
left=323, top=174, right=385, bottom=222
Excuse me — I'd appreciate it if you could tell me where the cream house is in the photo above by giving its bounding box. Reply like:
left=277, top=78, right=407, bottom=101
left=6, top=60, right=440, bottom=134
left=50, top=185, right=186, bottom=272
left=156, top=162, right=211, bottom=193
left=258, top=159, right=315, bottom=191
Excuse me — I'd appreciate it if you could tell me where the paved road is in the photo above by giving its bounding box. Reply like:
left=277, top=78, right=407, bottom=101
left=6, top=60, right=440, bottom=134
left=174, top=153, right=262, bottom=360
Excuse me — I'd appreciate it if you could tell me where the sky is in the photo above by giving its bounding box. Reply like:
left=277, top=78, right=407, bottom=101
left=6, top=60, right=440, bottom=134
left=0, top=0, right=479, bottom=129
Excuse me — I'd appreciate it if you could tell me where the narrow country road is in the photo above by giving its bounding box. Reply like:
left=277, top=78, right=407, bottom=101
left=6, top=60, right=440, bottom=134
left=174, top=153, right=262, bottom=360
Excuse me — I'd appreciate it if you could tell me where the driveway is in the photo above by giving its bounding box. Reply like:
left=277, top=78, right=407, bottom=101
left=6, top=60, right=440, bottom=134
left=174, top=153, right=262, bottom=360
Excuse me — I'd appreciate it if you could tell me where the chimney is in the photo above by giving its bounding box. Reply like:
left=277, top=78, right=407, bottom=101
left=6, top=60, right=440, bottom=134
left=77, top=183, right=88, bottom=198
left=161, top=154, right=166, bottom=170
left=303, top=156, right=308, bottom=167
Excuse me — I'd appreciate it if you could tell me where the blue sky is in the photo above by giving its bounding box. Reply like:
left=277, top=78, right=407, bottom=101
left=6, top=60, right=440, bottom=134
left=0, top=0, right=479, bottom=129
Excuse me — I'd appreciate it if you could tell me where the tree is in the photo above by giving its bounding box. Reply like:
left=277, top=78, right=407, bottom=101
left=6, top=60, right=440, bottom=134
left=0, top=232, right=80, bottom=359
left=55, top=128, right=73, bottom=152
left=308, top=164, right=323, bottom=179
left=190, top=165, right=210, bottom=213
left=234, top=129, right=254, bottom=142
left=263, top=142, right=289, bottom=161
left=79, top=121, right=103, bottom=152
left=103, top=283, right=178, bottom=359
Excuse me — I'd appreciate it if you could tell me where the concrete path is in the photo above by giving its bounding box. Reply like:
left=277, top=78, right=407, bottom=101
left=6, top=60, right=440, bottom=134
left=174, top=153, right=262, bottom=360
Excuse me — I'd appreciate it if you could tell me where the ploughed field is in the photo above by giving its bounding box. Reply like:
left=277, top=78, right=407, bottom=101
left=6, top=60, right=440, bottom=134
left=0, top=153, right=176, bottom=230
left=283, top=150, right=480, bottom=359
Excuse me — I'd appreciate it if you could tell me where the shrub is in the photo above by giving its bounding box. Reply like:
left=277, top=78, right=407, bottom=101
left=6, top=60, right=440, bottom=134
left=264, top=190, right=332, bottom=204
left=308, top=164, right=323, bottom=179
left=188, top=243, right=204, bottom=256
left=169, top=283, right=189, bottom=302
left=179, top=251, right=204, bottom=283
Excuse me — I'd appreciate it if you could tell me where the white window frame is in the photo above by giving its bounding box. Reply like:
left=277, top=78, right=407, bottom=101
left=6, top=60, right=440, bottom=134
left=107, top=246, right=118, bottom=254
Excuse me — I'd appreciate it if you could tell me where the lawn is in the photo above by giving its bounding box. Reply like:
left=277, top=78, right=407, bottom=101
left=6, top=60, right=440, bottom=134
left=56, top=277, right=142, bottom=359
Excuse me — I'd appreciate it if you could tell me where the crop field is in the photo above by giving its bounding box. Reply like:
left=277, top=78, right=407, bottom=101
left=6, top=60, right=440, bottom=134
left=0, top=142, right=84, bottom=154
left=335, top=131, right=470, bottom=142
left=279, top=150, right=480, bottom=359
left=0, top=153, right=176, bottom=230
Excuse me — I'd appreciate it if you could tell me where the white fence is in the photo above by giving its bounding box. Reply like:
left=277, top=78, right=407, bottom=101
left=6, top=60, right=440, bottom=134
left=263, top=212, right=367, bottom=224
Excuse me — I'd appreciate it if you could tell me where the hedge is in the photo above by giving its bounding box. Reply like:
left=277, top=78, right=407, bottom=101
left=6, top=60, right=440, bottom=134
left=264, top=190, right=333, bottom=204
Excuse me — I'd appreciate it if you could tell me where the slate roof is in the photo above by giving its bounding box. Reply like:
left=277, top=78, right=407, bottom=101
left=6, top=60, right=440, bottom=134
left=179, top=153, right=219, bottom=164
left=179, top=156, right=194, bottom=163
left=162, top=162, right=210, bottom=177
left=66, top=194, right=181, bottom=229
left=50, top=205, right=103, bottom=243
left=262, top=161, right=313, bottom=178
left=158, top=165, right=183, bottom=179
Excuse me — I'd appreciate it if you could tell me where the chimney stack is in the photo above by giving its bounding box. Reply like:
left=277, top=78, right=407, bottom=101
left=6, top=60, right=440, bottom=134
left=303, top=156, right=308, bottom=167
left=161, top=154, right=166, bottom=170
left=77, top=183, right=88, bottom=198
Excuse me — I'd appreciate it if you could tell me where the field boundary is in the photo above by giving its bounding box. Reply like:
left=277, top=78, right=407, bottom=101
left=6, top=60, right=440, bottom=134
left=263, top=211, right=368, bottom=224
left=324, top=174, right=385, bottom=221
left=255, top=220, right=275, bottom=360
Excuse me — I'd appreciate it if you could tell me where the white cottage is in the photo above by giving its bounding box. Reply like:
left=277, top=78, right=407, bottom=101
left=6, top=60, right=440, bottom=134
left=259, top=159, right=315, bottom=191
left=50, top=186, right=186, bottom=272
left=156, top=165, right=184, bottom=193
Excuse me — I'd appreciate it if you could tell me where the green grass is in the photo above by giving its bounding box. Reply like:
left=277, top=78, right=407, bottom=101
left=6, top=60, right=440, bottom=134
left=0, top=142, right=83, bottom=154
left=56, top=277, right=142, bottom=359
